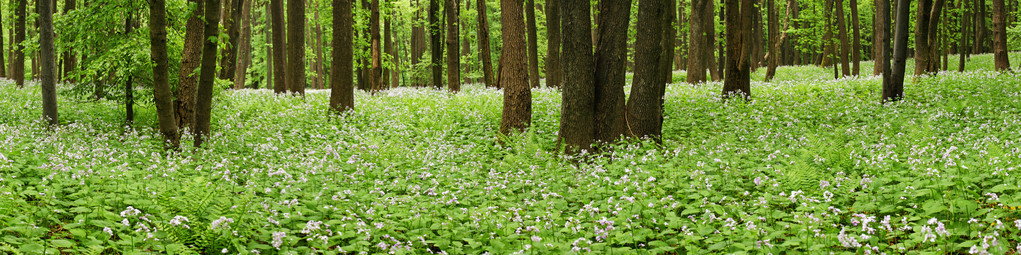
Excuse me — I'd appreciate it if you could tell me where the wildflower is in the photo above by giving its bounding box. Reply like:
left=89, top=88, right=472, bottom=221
left=103, top=227, right=113, bottom=236
left=271, top=231, right=286, bottom=249
left=212, top=216, right=235, bottom=230
left=985, top=193, right=999, bottom=201
left=1014, top=219, right=1021, bottom=230
left=169, top=215, right=190, bottom=229
left=120, top=206, right=141, bottom=217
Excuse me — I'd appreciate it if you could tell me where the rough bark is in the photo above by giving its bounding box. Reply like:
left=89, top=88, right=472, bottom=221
left=477, top=0, right=495, bottom=87
left=429, top=0, right=442, bottom=88
left=850, top=0, right=860, bottom=75
left=124, top=14, right=135, bottom=124
left=722, top=0, right=754, bottom=98
left=661, top=0, right=676, bottom=83
left=873, top=0, right=886, bottom=75
left=626, top=0, right=669, bottom=141
left=445, top=0, right=460, bottom=91
left=498, top=0, right=531, bottom=135
left=526, top=0, right=540, bottom=87
left=593, top=0, right=631, bottom=142
left=234, top=0, right=253, bottom=89
left=992, top=0, right=1010, bottom=70
left=686, top=0, right=711, bottom=84
left=150, top=0, right=179, bottom=147
left=176, top=0, right=204, bottom=128
left=558, top=0, right=596, bottom=151
left=885, top=0, right=909, bottom=103
left=913, top=0, right=932, bottom=75
left=974, top=0, right=986, bottom=54
left=194, top=0, right=221, bottom=147
left=331, top=0, right=354, bottom=111
left=288, top=0, right=306, bottom=93
left=271, top=0, right=287, bottom=93
left=219, top=0, right=243, bottom=81
left=13, top=0, right=25, bottom=87
left=836, top=0, right=850, bottom=76
left=545, top=0, right=561, bottom=88
left=40, top=0, right=57, bottom=125
left=820, top=0, right=834, bottom=67
left=959, top=0, right=969, bottom=72
left=766, top=0, right=793, bottom=81
left=384, top=11, right=392, bottom=88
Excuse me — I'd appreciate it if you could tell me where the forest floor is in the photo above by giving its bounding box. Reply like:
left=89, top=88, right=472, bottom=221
left=2, top=53, right=1021, bottom=254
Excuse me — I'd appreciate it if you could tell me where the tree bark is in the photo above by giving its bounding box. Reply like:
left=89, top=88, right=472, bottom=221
left=558, top=0, right=596, bottom=151
left=661, top=0, right=676, bottom=83
left=820, top=0, right=834, bottom=67
left=429, top=0, right=443, bottom=88
left=13, top=0, right=25, bottom=88
left=722, top=0, right=754, bottom=98
left=177, top=0, right=204, bottom=128
left=626, top=0, right=669, bottom=141
left=150, top=0, right=179, bottom=147
left=525, top=0, right=540, bottom=87
left=384, top=10, right=393, bottom=88
left=124, top=14, right=135, bottom=124
left=288, top=0, right=306, bottom=93
left=885, top=0, right=909, bottom=103
left=194, top=0, right=221, bottom=147
left=873, top=0, right=886, bottom=75
left=219, top=0, right=243, bottom=81
left=766, top=0, right=793, bottom=81
left=271, top=0, right=288, bottom=93
left=687, top=0, right=712, bottom=84
left=477, top=0, right=495, bottom=87
left=992, top=0, right=1010, bottom=70
left=850, top=0, right=860, bottom=75
left=498, top=0, right=531, bottom=135
left=959, top=0, right=969, bottom=72
left=836, top=0, right=850, bottom=76
left=265, top=1, right=272, bottom=89
left=675, top=0, right=685, bottom=70
left=545, top=0, right=561, bottom=88
left=593, top=0, right=631, bottom=142
left=924, top=0, right=946, bottom=73
left=234, top=0, right=253, bottom=89
left=331, top=0, right=354, bottom=111
left=40, top=0, right=57, bottom=125
left=974, top=0, right=986, bottom=54
left=445, top=0, right=460, bottom=91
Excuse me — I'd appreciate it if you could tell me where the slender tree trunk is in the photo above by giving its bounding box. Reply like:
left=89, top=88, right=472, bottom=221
left=288, top=0, right=306, bottom=93
left=331, top=0, right=354, bottom=111
left=460, top=6, right=471, bottom=84
left=593, top=0, right=631, bottom=142
left=445, top=0, right=460, bottom=91
left=925, top=0, right=946, bottom=73
left=384, top=11, right=393, bottom=88
left=124, top=14, right=135, bottom=124
left=545, top=0, right=561, bottom=88
left=234, top=0, right=253, bottom=89
left=477, top=0, right=495, bottom=87
left=715, top=2, right=725, bottom=79
left=0, top=1, right=6, bottom=78
left=992, top=0, right=1010, bottom=70
left=766, top=0, right=777, bottom=79
left=675, top=0, right=685, bottom=70
left=194, top=0, right=221, bottom=147
left=850, top=0, right=860, bottom=75
left=722, top=0, right=754, bottom=98
left=836, top=0, right=850, bottom=76
left=627, top=0, right=669, bottom=141
left=558, top=0, right=596, bottom=151
left=885, top=0, right=909, bottom=103
left=913, top=0, right=932, bottom=75
left=499, top=0, right=531, bottom=135
left=821, top=0, right=834, bottom=67
left=525, top=0, right=540, bottom=87
left=271, top=0, right=287, bottom=93
left=873, top=0, right=886, bottom=75
left=429, top=0, right=442, bottom=88
left=39, top=0, right=56, bottom=125
left=660, top=0, right=676, bottom=83
left=13, top=0, right=25, bottom=87
left=220, top=0, right=243, bottom=81
left=959, top=0, right=969, bottom=71
left=687, top=0, right=710, bottom=83
left=766, top=0, right=793, bottom=81
left=149, top=0, right=179, bottom=147
left=368, top=0, right=381, bottom=91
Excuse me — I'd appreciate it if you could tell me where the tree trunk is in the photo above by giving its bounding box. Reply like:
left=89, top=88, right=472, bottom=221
left=765, top=0, right=777, bottom=79
left=234, top=0, right=253, bottom=89
left=177, top=0, right=204, bottom=128
left=219, top=0, right=243, bottom=81
left=149, top=0, right=179, bottom=147
left=265, top=1, right=272, bottom=89
left=357, top=0, right=368, bottom=90
left=525, top=0, right=540, bottom=87
left=959, top=0, right=969, bottom=71
left=367, top=0, right=381, bottom=91
left=271, top=0, right=287, bottom=93
left=675, top=0, right=685, bottom=70
left=13, top=0, right=25, bottom=87
left=477, top=0, right=495, bottom=87
left=722, top=0, right=754, bottom=98
left=545, top=0, right=561, bottom=88
left=850, top=0, right=860, bottom=75
left=124, top=14, right=135, bottom=124
left=331, top=0, right=354, bottom=111
left=992, top=0, right=1010, bottom=70
left=194, top=0, right=221, bottom=147
left=288, top=0, right=306, bottom=93
left=925, top=0, right=946, bottom=73
left=687, top=0, right=711, bottom=84
left=626, top=0, right=669, bottom=141
left=873, top=0, right=886, bottom=75
left=39, top=0, right=56, bottom=125
left=593, top=0, right=631, bottom=142
left=913, top=0, right=932, bottom=75
left=715, top=2, right=724, bottom=79
left=660, top=0, right=676, bottom=83
left=558, top=0, right=596, bottom=151
left=498, top=0, right=531, bottom=135
left=0, top=1, right=6, bottom=78
left=975, top=0, right=987, bottom=53
left=885, top=0, right=909, bottom=103
left=766, top=0, right=793, bottom=81
left=384, top=10, right=393, bottom=88
left=836, top=0, right=850, bottom=76
left=429, top=0, right=442, bottom=88
left=445, top=0, right=460, bottom=91
left=820, top=0, right=834, bottom=67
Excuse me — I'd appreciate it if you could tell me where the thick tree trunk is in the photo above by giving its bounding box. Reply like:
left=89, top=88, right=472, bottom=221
left=959, top=0, right=969, bottom=72
left=13, top=0, right=25, bottom=87
left=992, top=0, right=1010, bottom=70
left=331, top=0, right=354, bottom=111
left=368, top=0, right=381, bottom=91
left=820, top=0, right=834, bottom=67
left=687, top=0, right=712, bottom=83
left=498, top=0, right=531, bottom=135
left=885, top=0, right=909, bottom=103
left=661, top=0, right=676, bottom=83
left=194, top=0, right=222, bottom=147
left=234, top=0, right=253, bottom=89
left=219, top=0, right=243, bottom=81
left=974, top=0, right=986, bottom=54
left=271, top=0, right=288, bottom=93
left=558, top=0, right=596, bottom=151
left=477, top=0, right=495, bottom=87
left=288, top=0, right=307, bottom=93
left=925, top=0, right=946, bottom=73
left=722, top=0, right=754, bottom=98
left=429, top=0, right=442, bottom=88
left=765, top=0, right=777, bottom=79
left=593, top=0, right=631, bottom=142
left=627, top=0, right=669, bottom=141
left=836, top=0, right=850, bottom=76
left=177, top=0, right=204, bottom=128
left=850, top=0, right=860, bottom=75
left=150, top=0, right=179, bottom=147
left=545, top=0, right=561, bottom=88
left=526, top=0, right=540, bottom=87
left=40, top=0, right=57, bottom=125
left=913, top=0, right=932, bottom=75
left=445, top=0, right=460, bottom=91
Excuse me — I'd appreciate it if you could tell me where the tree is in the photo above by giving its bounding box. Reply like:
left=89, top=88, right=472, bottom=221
left=13, top=0, right=25, bottom=88
left=124, top=13, right=135, bottom=124
left=557, top=0, right=596, bottom=151
left=234, top=0, right=253, bottom=89
left=686, top=0, right=715, bottom=84
left=219, top=0, right=243, bottom=81
left=836, top=0, right=850, bottom=76
left=149, top=0, right=179, bottom=147
left=61, top=0, right=76, bottom=82
left=271, top=0, right=287, bottom=93
left=873, top=0, right=887, bottom=75
left=525, top=0, right=540, bottom=88
left=992, top=0, right=1010, bottom=70
left=331, top=0, right=354, bottom=111
left=499, top=0, right=530, bottom=135
left=476, top=0, right=495, bottom=87
left=958, top=0, right=969, bottom=72
left=849, top=0, right=860, bottom=75
left=721, top=0, right=753, bottom=98
left=194, top=0, right=221, bottom=147
left=288, top=0, right=306, bottom=94
left=660, top=0, right=676, bottom=83
left=593, top=0, right=631, bottom=142
left=429, top=0, right=442, bottom=88
left=545, top=0, right=561, bottom=88
left=0, top=0, right=5, bottom=78
left=177, top=0, right=204, bottom=127
left=885, top=0, right=909, bottom=103
left=369, top=0, right=382, bottom=91
left=39, top=0, right=57, bottom=125
left=445, top=0, right=460, bottom=91
left=626, top=0, right=669, bottom=140
left=766, top=0, right=794, bottom=81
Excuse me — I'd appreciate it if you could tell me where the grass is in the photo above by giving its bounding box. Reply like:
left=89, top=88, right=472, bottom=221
left=1, top=53, right=1020, bottom=254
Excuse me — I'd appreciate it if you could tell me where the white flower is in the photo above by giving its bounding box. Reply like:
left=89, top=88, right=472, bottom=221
left=212, top=216, right=235, bottom=230
left=169, top=215, right=190, bottom=229
left=271, top=231, right=286, bottom=249
left=103, top=227, right=113, bottom=236
left=120, top=206, right=141, bottom=217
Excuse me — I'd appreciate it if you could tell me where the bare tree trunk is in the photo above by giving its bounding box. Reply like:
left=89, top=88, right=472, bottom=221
left=477, top=0, right=495, bottom=87
left=850, top=0, right=860, bottom=75
left=194, top=0, right=221, bottom=147
left=429, top=0, right=442, bottom=88
left=39, top=0, right=56, bottom=125
left=873, top=0, right=886, bottom=75
left=264, top=1, right=272, bottom=89
left=722, top=0, right=754, bottom=98
left=220, top=0, right=243, bottom=81
left=13, top=0, right=25, bottom=87
left=820, top=0, right=834, bottom=67
left=545, top=0, right=561, bottom=88
left=558, top=0, right=596, bottom=151
left=959, top=0, right=969, bottom=71
left=836, top=0, right=850, bottom=76
left=660, top=0, right=676, bottom=83
left=445, top=0, right=460, bottom=91
left=526, top=0, right=540, bottom=87
left=498, top=0, right=531, bottom=135
left=331, top=0, right=354, bottom=111
left=687, top=0, right=711, bottom=83
left=177, top=0, right=204, bottom=127
left=234, top=0, right=253, bottom=89
left=886, top=0, right=909, bottom=103
left=675, top=0, right=685, bottom=70
left=271, top=0, right=288, bottom=93
left=150, top=0, right=179, bottom=147
left=124, top=13, right=135, bottom=124
left=627, top=0, right=669, bottom=141
left=384, top=10, right=393, bottom=88
left=992, top=0, right=1010, bottom=70
left=766, top=0, right=793, bottom=81
left=289, top=0, right=307, bottom=93
left=593, top=0, right=631, bottom=142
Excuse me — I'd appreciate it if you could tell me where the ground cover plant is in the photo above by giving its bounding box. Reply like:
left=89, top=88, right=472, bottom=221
left=1, top=54, right=1021, bottom=254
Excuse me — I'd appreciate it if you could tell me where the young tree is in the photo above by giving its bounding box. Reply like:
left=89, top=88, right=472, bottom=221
left=885, top=0, right=909, bottom=103
left=0, top=1, right=5, bottom=78
left=660, top=0, right=676, bottom=83
left=873, top=0, right=887, bottom=75
left=992, top=0, right=1010, bottom=70
left=850, top=0, right=860, bottom=75
left=369, top=0, right=382, bottom=91
left=234, top=0, right=253, bottom=89
left=271, top=0, right=288, bottom=93
left=288, top=0, right=306, bottom=93
left=149, top=0, right=179, bottom=147
left=525, top=0, right=539, bottom=87
left=835, top=0, right=850, bottom=76
left=331, top=0, right=354, bottom=111
left=593, top=0, right=631, bottom=142
left=429, top=0, right=442, bottom=88
left=499, top=0, right=531, bottom=135
left=13, top=0, right=25, bottom=88
left=766, top=0, right=794, bottom=81
left=545, top=0, right=561, bottom=88
left=60, top=0, right=76, bottom=82
left=124, top=14, right=135, bottom=124
left=477, top=0, right=495, bottom=87
left=721, top=0, right=753, bottom=98
left=626, top=0, right=669, bottom=141
left=39, top=0, right=57, bottom=125
left=445, top=0, right=460, bottom=91
left=557, top=0, right=596, bottom=151
left=194, top=0, right=221, bottom=147
left=958, top=0, right=969, bottom=72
